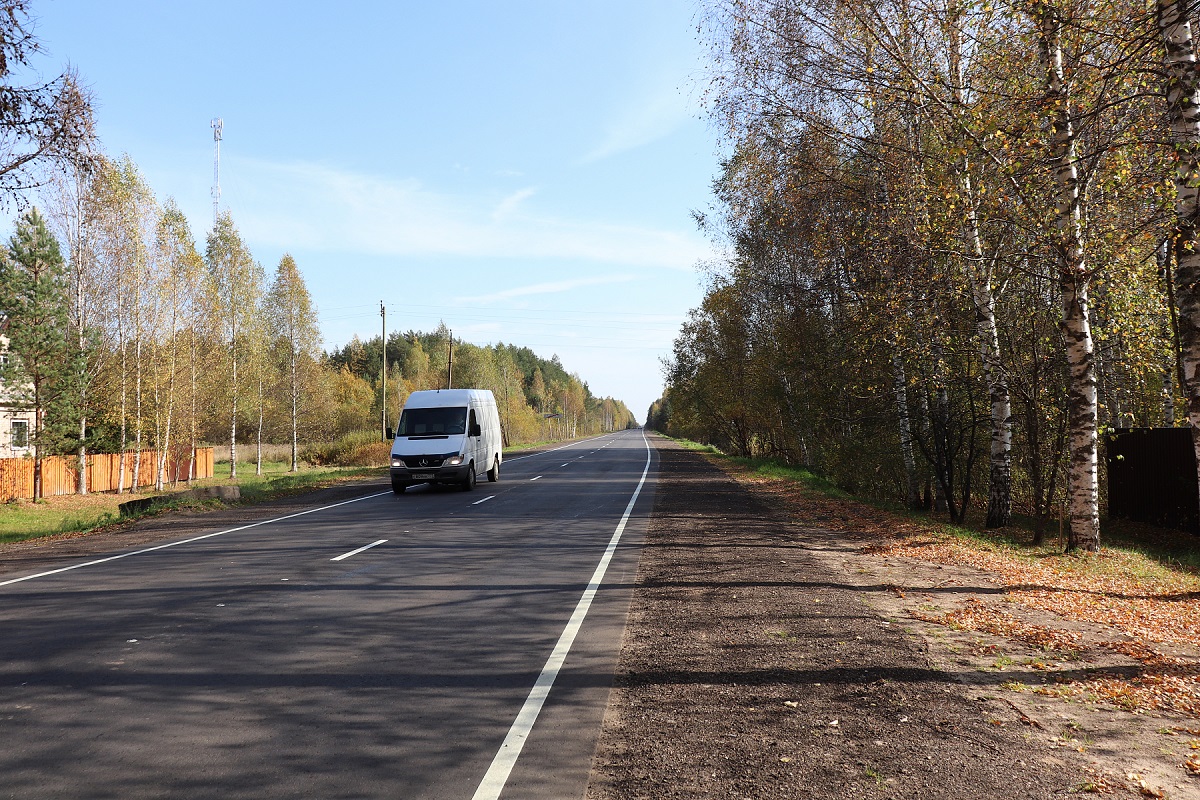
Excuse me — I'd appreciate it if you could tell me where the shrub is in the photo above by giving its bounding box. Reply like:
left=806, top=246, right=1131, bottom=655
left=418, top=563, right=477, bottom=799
left=300, top=431, right=391, bottom=467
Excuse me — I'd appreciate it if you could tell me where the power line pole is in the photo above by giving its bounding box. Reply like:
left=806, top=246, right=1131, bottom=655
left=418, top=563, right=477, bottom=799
left=211, top=117, right=223, bottom=227
left=381, top=301, right=388, bottom=439
left=447, top=328, right=453, bottom=390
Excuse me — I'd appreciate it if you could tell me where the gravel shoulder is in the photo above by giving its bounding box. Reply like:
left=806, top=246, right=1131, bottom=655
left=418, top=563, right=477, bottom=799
left=586, top=437, right=1172, bottom=799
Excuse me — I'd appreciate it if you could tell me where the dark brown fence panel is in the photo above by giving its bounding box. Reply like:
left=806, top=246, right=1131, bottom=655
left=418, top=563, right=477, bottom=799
left=1106, top=428, right=1198, bottom=532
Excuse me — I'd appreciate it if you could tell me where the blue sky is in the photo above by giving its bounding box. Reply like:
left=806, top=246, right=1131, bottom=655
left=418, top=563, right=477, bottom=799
left=24, top=0, right=722, bottom=421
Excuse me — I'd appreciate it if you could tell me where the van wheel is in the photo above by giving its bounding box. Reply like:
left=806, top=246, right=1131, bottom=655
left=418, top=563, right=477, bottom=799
left=462, top=463, right=477, bottom=491
left=487, top=457, right=499, bottom=482
left=391, top=480, right=406, bottom=495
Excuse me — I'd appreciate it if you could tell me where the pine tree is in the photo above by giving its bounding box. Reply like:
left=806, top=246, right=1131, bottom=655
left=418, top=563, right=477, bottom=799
left=0, top=208, right=77, bottom=498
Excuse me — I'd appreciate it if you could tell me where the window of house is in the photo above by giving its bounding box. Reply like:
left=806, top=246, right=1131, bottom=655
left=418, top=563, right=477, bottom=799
left=11, top=419, right=28, bottom=448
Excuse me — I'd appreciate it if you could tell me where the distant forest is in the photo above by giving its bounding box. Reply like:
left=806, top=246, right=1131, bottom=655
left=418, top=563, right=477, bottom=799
left=326, top=323, right=638, bottom=445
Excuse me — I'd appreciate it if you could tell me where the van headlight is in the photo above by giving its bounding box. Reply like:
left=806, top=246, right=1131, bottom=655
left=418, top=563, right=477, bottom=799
left=445, top=455, right=464, bottom=466
left=391, top=459, right=403, bottom=468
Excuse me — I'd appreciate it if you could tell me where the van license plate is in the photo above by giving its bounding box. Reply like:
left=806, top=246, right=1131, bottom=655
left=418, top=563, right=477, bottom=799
left=412, top=473, right=435, bottom=480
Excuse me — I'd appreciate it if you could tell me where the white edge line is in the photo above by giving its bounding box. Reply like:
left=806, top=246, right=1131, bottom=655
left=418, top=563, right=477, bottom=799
left=503, top=432, right=614, bottom=462
left=471, top=428, right=652, bottom=800
left=472, top=495, right=496, bottom=505
left=0, top=491, right=393, bottom=587
left=530, top=476, right=542, bottom=481
left=330, top=539, right=388, bottom=562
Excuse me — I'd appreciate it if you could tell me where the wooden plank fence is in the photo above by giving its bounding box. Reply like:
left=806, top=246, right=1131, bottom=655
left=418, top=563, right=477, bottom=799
left=0, top=447, right=214, bottom=502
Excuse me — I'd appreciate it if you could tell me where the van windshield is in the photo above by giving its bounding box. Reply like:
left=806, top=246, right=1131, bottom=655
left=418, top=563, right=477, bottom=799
left=397, top=406, right=467, bottom=436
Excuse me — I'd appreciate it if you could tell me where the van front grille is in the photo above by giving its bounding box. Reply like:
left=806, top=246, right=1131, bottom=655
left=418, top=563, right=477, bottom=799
left=400, top=456, right=445, bottom=469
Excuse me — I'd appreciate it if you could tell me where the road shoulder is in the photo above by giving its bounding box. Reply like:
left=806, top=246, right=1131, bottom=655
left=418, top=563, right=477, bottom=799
left=586, top=438, right=1136, bottom=799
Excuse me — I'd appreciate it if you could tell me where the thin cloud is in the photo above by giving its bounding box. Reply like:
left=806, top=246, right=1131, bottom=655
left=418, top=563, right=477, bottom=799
left=492, top=187, right=536, bottom=221
left=456, top=275, right=636, bottom=305
left=226, top=157, right=708, bottom=270
left=582, top=74, right=694, bottom=163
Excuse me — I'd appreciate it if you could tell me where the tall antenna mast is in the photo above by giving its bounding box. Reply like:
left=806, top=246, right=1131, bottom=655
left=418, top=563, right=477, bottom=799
left=381, top=301, right=388, bottom=439
left=210, top=117, right=223, bottom=226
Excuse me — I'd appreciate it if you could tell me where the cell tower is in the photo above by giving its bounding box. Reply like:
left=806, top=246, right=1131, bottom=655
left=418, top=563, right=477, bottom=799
left=210, top=117, right=223, bottom=226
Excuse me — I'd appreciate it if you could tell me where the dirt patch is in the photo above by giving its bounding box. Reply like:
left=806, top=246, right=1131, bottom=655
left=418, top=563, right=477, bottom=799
left=587, top=440, right=1188, bottom=799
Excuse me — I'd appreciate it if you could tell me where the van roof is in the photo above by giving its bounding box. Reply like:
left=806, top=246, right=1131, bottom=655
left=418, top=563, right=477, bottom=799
left=402, top=389, right=496, bottom=409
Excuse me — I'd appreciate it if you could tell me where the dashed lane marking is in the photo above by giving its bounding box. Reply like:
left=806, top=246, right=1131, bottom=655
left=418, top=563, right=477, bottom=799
left=330, top=539, right=388, bottom=562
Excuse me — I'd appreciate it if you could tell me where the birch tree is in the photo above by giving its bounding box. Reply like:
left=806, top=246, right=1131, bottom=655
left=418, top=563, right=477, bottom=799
left=153, top=199, right=203, bottom=488
left=90, top=156, right=158, bottom=492
left=43, top=161, right=106, bottom=493
left=1159, top=0, right=1200, bottom=525
left=0, top=1, right=95, bottom=202
left=264, top=254, right=321, bottom=472
left=205, top=212, right=263, bottom=479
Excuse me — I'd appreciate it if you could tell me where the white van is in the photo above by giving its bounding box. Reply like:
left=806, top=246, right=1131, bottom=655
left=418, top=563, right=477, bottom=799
left=389, top=389, right=503, bottom=494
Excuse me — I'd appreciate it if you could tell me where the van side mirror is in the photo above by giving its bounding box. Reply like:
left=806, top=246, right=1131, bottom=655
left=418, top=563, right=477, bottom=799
left=469, top=423, right=482, bottom=438
left=385, top=427, right=393, bottom=440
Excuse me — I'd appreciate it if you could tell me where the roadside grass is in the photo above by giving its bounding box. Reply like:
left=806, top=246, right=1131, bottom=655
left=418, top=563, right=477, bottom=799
left=504, top=438, right=565, bottom=453
left=676, top=439, right=724, bottom=456
left=210, top=458, right=381, bottom=503
left=0, top=458, right=385, bottom=545
left=0, top=496, right=122, bottom=544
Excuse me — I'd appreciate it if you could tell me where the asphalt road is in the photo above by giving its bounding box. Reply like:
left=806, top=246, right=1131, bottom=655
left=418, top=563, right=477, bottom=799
left=0, top=430, right=656, bottom=800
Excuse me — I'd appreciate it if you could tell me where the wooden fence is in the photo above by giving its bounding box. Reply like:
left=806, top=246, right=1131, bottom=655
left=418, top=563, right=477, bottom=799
left=0, top=447, right=214, bottom=502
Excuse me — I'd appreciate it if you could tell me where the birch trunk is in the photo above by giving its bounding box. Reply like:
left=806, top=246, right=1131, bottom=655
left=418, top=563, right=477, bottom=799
left=72, top=189, right=88, bottom=495
left=133, top=333, right=142, bottom=492
left=256, top=375, right=263, bottom=477
left=959, top=167, right=1013, bottom=528
left=117, top=292, right=127, bottom=495
left=934, top=380, right=955, bottom=519
left=1038, top=5, right=1099, bottom=552
left=947, top=13, right=1012, bottom=528
left=157, top=297, right=178, bottom=491
left=1159, top=0, right=1200, bottom=528
left=230, top=326, right=238, bottom=479
left=925, top=338, right=954, bottom=517
left=189, top=325, right=197, bottom=481
left=290, top=343, right=299, bottom=473
left=892, top=351, right=920, bottom=509
left=152, top=343, right=162, bottom=491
